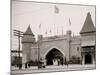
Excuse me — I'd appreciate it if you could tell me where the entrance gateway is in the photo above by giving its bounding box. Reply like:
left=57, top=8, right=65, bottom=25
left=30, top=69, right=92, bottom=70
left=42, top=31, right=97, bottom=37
left=81, top=46, right=95, bottom=64
left=46, top=48, right=64, bottom=65
left=21, top=12, right=96, bottom=66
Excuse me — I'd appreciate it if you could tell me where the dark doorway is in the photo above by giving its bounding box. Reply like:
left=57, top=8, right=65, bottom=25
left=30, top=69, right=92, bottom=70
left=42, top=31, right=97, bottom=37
left=46, top=48, right=64, bottom=65
left=85, top=53, right=92, bottom=64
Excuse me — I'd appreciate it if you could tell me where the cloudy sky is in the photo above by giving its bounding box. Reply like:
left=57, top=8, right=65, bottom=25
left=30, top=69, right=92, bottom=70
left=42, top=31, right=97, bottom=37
left=12, top=0, right=95, bottom=50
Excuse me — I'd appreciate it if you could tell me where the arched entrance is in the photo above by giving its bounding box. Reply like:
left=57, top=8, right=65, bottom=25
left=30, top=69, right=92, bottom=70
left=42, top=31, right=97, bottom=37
left=46, top=48, right=64, bottom=65
left=85, top=53, right=92, bottom=64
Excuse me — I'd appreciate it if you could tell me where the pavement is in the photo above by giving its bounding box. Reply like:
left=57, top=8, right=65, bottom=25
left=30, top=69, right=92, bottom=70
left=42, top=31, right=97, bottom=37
left=11, top=64, right=96, bottom=74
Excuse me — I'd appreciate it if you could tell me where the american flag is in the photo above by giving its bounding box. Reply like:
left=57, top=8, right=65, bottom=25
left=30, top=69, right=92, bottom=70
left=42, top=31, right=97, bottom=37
left=54, top=5, right=59, bottom=14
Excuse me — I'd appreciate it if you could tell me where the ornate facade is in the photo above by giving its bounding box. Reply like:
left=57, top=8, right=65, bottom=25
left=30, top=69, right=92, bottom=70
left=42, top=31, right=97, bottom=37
left=21, top=12, right=96, bottom=65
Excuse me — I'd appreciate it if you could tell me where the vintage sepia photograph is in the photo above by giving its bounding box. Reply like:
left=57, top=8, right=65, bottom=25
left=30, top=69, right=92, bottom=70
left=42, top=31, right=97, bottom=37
left=11, top=0, right=96, bottom=74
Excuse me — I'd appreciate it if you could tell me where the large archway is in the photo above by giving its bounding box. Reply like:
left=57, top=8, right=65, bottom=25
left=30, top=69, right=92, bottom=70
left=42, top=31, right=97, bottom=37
left=85, top=53, right=92, bottom=64
left=45, top=48, right=64, bottom=66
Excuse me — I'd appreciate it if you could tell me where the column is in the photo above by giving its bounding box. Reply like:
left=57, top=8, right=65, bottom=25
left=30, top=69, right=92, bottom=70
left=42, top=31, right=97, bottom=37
left=92, top=54, right=95, bottom=64
left=82, top=54, right=85, bottom=65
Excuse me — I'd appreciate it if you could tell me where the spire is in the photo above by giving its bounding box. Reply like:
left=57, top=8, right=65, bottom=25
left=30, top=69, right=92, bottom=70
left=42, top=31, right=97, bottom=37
left=22, top=25, right=35, bottom=43
left=80, top=12, right=95, bottom=34
left=24, top=25, right=34, bottom=35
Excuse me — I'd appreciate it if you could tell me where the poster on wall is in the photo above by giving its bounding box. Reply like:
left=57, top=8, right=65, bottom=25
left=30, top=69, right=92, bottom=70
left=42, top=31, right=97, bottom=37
left=11, top=0, right=96, bottom=74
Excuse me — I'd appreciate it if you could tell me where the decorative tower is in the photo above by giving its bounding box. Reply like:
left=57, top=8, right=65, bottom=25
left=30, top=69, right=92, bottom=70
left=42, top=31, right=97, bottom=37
left=80, top=12, right=96, bottom=65
left=22, top=25, right=35, bottom=65
left=80, top=12, right=96, bottom=35
left=66, top=30, right=72, bottom=62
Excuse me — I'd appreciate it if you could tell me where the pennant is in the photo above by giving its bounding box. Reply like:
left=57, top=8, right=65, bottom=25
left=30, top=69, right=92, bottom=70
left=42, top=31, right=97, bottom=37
left=69, top=19, right=71, bottom=25
left=55, top=5, right=59, bottom=14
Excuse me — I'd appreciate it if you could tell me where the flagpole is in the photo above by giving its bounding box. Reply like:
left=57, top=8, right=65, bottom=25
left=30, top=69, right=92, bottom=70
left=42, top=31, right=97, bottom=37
left=69, top=18, right=71, bottom=30
left=54, top=9, right=56, bottom=36
left=39, top=24, right=41, bottom=34
left=62, top=27, right=63, bottom=35
left=54, top=5, right=59, bottom=36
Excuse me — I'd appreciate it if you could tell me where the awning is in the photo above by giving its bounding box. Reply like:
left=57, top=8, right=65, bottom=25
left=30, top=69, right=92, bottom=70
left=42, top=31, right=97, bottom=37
left=81, top=41, right=95, bottom=47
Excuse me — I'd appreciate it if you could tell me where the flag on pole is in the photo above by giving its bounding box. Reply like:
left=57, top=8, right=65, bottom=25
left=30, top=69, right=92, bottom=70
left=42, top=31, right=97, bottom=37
left=69, top=18, right=71, bottom=25
left=54, top=5, right=59, bottom=14
left=39, top=24, right=42, bottom=34
left=39, top=24, right=41, bottom=29
left=68, top=18, right=71, bottom=30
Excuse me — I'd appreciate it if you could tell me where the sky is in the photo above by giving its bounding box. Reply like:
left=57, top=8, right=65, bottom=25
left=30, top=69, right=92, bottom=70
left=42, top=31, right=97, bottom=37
left=11, top=0, right=95, bottom=50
